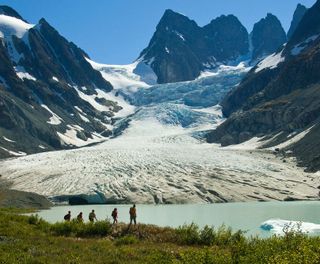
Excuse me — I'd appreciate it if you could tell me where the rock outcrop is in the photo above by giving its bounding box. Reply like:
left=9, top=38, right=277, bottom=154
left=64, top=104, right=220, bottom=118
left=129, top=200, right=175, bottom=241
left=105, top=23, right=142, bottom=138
left=250, top=13, right=287, bottom=62
left=287, top=4, right=308, bottom=39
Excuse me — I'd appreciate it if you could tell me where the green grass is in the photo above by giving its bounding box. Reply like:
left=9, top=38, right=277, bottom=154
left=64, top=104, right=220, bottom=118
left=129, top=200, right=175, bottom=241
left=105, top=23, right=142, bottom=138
left=1, top=208, right=320, bottom=263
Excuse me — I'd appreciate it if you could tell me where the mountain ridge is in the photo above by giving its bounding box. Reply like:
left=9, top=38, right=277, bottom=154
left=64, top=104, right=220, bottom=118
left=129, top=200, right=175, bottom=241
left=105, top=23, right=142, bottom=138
left=138, top=9, right=287, bottom=83
left=207, top=0, right=320, bottom=172
left=0, top=9, right=132, bottom=158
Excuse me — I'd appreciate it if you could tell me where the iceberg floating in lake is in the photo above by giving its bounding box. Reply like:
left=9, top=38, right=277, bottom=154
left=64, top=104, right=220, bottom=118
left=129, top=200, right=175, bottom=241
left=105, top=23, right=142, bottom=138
left=261, top=219, right=320, bottom=235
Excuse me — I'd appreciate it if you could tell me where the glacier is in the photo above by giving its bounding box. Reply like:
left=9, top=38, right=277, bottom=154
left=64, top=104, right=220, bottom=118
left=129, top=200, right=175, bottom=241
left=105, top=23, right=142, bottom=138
left=1, top=61, right=319, bottom=204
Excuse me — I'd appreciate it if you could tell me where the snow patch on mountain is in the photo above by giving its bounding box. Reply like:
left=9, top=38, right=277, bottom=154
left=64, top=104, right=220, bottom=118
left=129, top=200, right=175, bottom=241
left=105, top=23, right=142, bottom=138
left=14, top=66, right=37, bottom=81
left=3, top=136, right=15, bottom=143
left=271, top=125, right=315, bottom=150
left=41, top=104, right=63, bottom=125
left=291, top=34, right=319, bottom=56
left=78, top=113, right=90, bottom=123
left=255, top=50, right=285, bottom=73
left=52, top=76, right=59, bottom=82
left=0, top=146, right=26, bottom=156
left=57, top=125, right=104, bottom=147
left=0, top=14, right=33, bottom=38
left=86, top=58, right=152, bottom=92
left=174, top=30, right=185, bottom=41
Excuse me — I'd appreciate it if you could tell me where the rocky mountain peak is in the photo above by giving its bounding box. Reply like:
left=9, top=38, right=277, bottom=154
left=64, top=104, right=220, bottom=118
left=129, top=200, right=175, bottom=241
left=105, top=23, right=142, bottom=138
left=155, top=9, right=199, bottom=37
left=38, top=17, right=48, bottom=25
left=287, top=4, right=308, bottom=39
left=203, top=14, right=249, bottom=62
left=251, top=13, right=287, bottom=61
left=160, top=9, right=194, bottom=24
left=139, top=10, right=250, bottom=83
left=287, top=0, right=320, bottom=48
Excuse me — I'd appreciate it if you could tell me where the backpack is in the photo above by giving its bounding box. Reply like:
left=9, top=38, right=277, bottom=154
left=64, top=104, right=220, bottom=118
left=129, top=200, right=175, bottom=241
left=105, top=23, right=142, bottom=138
left=89, top=212, right=94, bottom=221
left=129, top=207, right=135, bottom=216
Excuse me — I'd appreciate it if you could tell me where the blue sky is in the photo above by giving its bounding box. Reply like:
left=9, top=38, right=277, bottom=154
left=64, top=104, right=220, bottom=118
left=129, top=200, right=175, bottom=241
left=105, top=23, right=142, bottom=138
left=0, top=0, right=317, bottom=64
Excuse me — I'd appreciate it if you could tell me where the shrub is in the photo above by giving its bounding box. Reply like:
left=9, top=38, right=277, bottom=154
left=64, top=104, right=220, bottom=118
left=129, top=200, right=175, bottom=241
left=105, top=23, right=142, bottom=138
left=114, top=235, right=138, bottom=246
left=28, top=214, right=40, bottom=225
left=49, top=220, right=112, bottom=237
left=175, top=223, right=200, bottom=245
left=50, top=221, right=76, bottom=236
left=215, top=225, right=233, bottom=246
left=199, top=225, right=216, bottom=246
left=76, top=221, right=112, bottom=237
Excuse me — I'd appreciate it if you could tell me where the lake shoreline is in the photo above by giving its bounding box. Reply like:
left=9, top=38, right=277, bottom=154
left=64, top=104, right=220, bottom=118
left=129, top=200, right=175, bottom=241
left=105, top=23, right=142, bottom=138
left=2, top=207, right=320, bottom=263
left=0, top=179, right=52, bottom=209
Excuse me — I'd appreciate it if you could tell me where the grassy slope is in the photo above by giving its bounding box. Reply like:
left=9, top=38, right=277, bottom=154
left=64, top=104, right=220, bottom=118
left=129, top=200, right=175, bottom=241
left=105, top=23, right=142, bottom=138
left=1, top=208, right=320, bottom=264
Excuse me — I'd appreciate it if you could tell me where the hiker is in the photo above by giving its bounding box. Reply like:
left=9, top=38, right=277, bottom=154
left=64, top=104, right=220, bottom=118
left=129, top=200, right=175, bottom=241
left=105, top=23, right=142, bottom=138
left=64, top=211, right=71, bottom=221
left=111, top=208, right=118, bottom=224
left=77, top=212, right=83, bottom=223
left=129, top=204, right=137, bottom=226
left=89, top=209, right=97, bottom=222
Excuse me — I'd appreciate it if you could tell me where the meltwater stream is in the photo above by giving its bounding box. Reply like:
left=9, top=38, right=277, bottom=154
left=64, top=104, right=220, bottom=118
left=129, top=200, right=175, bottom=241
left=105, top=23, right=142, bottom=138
left=35, top=201, right=320, bottom=238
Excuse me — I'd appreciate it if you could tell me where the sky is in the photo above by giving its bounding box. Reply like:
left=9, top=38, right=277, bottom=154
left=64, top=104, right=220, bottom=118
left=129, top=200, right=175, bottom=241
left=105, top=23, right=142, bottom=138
left=0, top=0, right=317, bottom=64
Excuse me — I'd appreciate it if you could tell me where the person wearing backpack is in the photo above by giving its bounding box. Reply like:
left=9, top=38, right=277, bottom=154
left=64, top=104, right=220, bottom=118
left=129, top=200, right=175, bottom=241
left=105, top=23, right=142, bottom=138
left=64, top=211, right=71, bottom=221
left=129, top=204, right=137, bottom=226
left=111, top=208, right=118, bottom=224
left=77, top=212, right=84, bottom=223
left=89, top=210, right=97, bottom=222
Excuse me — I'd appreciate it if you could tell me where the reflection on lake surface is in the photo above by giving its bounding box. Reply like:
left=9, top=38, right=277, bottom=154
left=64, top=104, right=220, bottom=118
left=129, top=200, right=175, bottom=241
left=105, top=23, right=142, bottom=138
left=35, top=201, right=320, bottom=237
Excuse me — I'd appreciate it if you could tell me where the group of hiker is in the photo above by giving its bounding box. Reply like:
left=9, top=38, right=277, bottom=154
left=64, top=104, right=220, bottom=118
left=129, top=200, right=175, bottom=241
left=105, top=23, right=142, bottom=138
left=63, top=204, right=137, bottom=225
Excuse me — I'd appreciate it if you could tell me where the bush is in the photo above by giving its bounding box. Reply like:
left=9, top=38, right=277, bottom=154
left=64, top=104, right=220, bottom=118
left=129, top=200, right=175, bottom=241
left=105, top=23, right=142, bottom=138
left=76, top=221, right=112, bottom=237
left=199, top=225, right=216, bottom=246
left=215, top=225, right=233, bottom=246
left=48, top=220, right=112, bottom=237
left=28, top=214, right=40, bottom=225
left=176, top=223, right=200, bottom=245
left=114, top=235, right=139, bottom=246
left=50, top=221, right=76, bottom=236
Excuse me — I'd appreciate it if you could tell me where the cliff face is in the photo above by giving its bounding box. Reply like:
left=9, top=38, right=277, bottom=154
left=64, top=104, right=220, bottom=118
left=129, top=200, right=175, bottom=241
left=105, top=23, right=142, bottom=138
left=207, top=0, right=320, bottom=172
left=250, top=13, right=287, bottom=62
left=139, top=10, right=250, bottom=83
left=287, top=4, right=308, bottom=40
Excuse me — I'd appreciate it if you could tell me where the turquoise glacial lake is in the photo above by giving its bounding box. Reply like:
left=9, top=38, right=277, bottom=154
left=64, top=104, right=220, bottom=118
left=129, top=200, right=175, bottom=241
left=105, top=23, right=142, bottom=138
left=35, top=201, right=320, bottom=237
